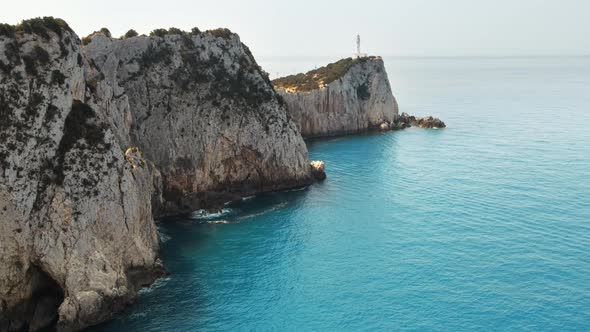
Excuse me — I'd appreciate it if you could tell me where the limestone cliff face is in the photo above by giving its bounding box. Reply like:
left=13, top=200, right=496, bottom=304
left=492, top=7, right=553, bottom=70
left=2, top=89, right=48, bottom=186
left=274, top=56, right=399, bottom=138
left=84, top=30, right=313, bottom=215
left=0, top=20, right=162, bottom=331
left=0, top=19, right=316, bottom=331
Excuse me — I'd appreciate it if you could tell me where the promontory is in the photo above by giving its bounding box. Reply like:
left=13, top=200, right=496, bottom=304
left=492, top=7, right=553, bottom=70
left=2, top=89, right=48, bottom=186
left=0, top=17, right=441, bottom=331
left=0, top=17, right=321, bottom=331
left=273, top=56, right=445, bottom=138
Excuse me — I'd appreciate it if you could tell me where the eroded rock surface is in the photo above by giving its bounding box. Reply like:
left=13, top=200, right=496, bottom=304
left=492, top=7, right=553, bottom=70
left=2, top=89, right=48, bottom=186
left=0, top=19, right=163, bottom=331
left=274, top=57, right=446, bottom=136
left=0, top=19, right=316, bottom=331
left=84, top=30, right=313, bottom=216
left=274, top=56, right=399, bottom=138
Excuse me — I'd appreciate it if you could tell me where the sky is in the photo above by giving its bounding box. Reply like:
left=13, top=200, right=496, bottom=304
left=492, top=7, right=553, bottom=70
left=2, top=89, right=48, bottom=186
left=1, top=0, right=588, bottom=57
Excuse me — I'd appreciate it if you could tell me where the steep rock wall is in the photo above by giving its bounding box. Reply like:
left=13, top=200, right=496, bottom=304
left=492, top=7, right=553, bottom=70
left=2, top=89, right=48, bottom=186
left=275, top=57, right=399, bottom=138
left=84, top=31, right=313, bottom=215
left=0, top=21, right=162, bottom=331
left=0, top=20, right=318, bottom=331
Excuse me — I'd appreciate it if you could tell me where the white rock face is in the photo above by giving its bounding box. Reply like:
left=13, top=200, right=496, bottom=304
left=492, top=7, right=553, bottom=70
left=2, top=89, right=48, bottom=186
left=276, top=57, right=399, bottom=138
left=84, top=31, right=313, bottom=215
left=0, top=23, right=317, bottom=331
left=0, top=24, right=162, bottom=331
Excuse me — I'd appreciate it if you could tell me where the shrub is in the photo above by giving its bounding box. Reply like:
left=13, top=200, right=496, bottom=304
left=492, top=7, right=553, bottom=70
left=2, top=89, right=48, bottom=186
left=124, top=29, right=138, bottom=39
left=81, top=35, right=92, bottom=46
left=60, top=36, right=70, bottom=57
left=207, top=28, right=233, bottom=40
left=191, top=27, right=201, bottom=35
left=22, top=56, right=37, bottom=76
left=140, top=44, right=173, bottom=68
left=66, top=100, right=104, bottom=147
left=167, top=27, right=183, bottom=35
left=44, top=104, right=60, bottom=122
left=276, top=94, right=286, bottom=107
left=25, top=92, right=45, bottom=118
left=3, top=41, right=20, bottom=64
left=15, top=17, right=71, bottom=39
left=0, top=60, right=10, bottom=74
left=0, top=23, right=16, bottom=38
left=148, top=27, right=189, bottom=38
left=356, top=83, right=370, bottom=100
left=272, top=57, right=373, bottom=92
left=150, top=28, right=168, bottom=38
left=53, top=100, right=107, bottom=185
left=51, top=70, right=66, bottom=85
left=33, top=45, right=50, bottom=65
left=242, top=44, right=255, bottom=63
left=99, top=27, right=111, bottom=38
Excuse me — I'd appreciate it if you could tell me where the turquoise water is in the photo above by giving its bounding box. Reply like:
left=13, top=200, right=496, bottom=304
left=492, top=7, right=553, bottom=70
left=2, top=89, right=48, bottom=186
left=95, top=56, right=590, bottom=331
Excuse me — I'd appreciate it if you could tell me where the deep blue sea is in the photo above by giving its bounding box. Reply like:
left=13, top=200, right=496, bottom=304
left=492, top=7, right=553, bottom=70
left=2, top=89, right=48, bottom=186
left=94, top=56, right=590, bottom=331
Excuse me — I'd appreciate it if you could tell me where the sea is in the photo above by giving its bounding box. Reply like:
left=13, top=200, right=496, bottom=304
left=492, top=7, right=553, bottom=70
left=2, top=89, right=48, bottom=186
left=92, top=55, right=590, bottom=331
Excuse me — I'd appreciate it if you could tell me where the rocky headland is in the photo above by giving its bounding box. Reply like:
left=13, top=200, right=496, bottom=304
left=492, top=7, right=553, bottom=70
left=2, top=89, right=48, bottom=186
left=273, top=56, right=445, bottom=138
left=0, top=18, right=322, bottom=331
left=82, top=27, right=316, bottom=216
left=0, top=17, right=443, bottom=332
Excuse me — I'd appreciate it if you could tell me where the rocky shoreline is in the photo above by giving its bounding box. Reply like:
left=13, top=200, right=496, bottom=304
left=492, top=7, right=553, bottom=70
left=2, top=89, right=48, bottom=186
left=377, top=112, right=446, bottom=131
left=0, top=17, right=441, bottom=331
left=0, top=17, right=324, bottom=331
left=274, top=56, right=399, bottom=138
left=273, top=56, right=444, bottom=138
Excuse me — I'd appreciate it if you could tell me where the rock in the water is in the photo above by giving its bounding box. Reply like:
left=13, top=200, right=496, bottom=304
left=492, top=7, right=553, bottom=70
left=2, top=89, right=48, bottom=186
left=310, top=161, right=327, bottom=181
left=273, top=56, right=399, bottom=138
left=396, top=112, right=446, bottom=129
left=414, top=115, right=446, bottom=128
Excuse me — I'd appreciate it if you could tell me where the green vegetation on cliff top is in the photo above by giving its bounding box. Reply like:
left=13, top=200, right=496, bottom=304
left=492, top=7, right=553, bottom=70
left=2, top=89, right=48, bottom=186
left=0, top=17, right=71, bottom=39
left=81, top=26, right=234, bottom=45
left=272, top=56, right=376, bottom=92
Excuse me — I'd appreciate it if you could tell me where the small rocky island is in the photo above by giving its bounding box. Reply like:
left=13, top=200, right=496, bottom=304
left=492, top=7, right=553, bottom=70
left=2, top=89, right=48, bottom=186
left=273, top=56, right=445, bottom=138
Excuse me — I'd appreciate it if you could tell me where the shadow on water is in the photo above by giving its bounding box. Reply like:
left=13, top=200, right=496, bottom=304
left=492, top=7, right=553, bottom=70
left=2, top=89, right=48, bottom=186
left=304, top=129, right=391, bottom=147
left=164, top=185, right=315, bottom=224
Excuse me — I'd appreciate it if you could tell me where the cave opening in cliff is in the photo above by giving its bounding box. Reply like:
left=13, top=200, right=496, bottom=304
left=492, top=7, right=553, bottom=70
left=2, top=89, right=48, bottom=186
left=4, top=265, right=66, bottom=331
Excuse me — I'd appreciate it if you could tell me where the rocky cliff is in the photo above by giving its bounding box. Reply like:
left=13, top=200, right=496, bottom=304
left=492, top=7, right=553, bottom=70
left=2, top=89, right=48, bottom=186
left=0, top=18, right=163, bottom=331
left=83, top=28, right=313, bottom=216
left=273, top=56, right=446, bottom=137
left=273, top=56, right=399, bottom=138
left=0, top=18, right=317, bottom=331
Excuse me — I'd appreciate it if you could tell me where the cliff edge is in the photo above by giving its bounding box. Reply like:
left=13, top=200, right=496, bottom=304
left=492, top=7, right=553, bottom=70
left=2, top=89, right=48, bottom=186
left=83, top=28, right=314, bottom=216
left=0, top=18, right=163, bottom=331
left=273, top=56, right=399, bottom=138
left=273, top=56, right=446, bottom=137
left=0, top=18, right=318, bottom=331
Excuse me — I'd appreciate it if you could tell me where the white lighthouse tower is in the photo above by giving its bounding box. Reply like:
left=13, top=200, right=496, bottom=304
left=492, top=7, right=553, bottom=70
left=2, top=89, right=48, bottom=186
left=355, top=34, right=367, bottom=58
